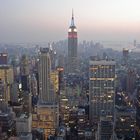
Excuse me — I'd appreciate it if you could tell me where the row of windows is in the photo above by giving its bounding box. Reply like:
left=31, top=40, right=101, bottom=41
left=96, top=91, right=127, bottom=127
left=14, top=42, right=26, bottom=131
left=90, top=80, right=114, bottom=87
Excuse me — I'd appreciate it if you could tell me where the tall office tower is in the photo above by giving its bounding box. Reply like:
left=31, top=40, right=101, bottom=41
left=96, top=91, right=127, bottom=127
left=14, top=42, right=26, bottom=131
left=38, top=48, right=55, bottom=103
left=20, top=55, right=30, bottom=92
left=89, top=58, right=116, bottom=122
left=68, top=10, right=78, bottom=74
left=34, top=48, right=59, bottom=139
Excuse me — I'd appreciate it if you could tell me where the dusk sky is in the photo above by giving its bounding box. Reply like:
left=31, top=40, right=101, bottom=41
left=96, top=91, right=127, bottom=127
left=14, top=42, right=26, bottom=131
left=0, top=0, right=140, bottom=43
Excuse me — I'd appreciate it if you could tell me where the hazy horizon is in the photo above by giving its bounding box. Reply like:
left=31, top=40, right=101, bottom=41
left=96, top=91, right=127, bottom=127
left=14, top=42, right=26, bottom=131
left=0, top=0, right=140, bottom=43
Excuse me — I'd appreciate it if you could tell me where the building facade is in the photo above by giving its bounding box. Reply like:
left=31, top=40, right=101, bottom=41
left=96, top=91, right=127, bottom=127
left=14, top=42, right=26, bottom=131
left=0, top=65, right=14, bottom=103
left=32, top=104, right=59, bottom=139
left=89, top=59, right=116, bottom=122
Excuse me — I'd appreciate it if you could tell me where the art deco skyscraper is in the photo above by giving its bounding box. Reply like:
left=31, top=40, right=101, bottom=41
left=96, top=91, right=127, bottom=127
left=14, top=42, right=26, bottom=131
left=35, top=48, right=58, bottom=139
left=38, top=48, right=54, bottom=103
left=68, top=10, right=78, bottom=73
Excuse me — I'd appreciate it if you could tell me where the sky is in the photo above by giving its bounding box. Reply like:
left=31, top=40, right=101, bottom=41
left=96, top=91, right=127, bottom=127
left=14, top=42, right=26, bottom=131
left=0, top=0, right=140, bottom=43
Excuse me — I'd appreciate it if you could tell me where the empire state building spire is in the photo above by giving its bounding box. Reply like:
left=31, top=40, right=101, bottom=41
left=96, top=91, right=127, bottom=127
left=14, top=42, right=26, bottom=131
left=70, top=9, right=75, bottom=27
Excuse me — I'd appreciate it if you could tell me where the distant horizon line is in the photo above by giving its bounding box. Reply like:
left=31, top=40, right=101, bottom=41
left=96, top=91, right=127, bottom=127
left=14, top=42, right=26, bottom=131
left=0, top=39, right=138, bottom=45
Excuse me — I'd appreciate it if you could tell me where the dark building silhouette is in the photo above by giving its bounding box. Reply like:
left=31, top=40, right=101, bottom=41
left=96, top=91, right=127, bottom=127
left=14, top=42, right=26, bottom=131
left=0, top=53, right=8, bottom=65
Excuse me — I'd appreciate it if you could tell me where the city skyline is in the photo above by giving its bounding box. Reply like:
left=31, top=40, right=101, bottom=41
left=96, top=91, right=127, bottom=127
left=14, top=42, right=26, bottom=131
left=0, top=0, right=140, bottom=43
left=0, top=3, right=140, bottom=137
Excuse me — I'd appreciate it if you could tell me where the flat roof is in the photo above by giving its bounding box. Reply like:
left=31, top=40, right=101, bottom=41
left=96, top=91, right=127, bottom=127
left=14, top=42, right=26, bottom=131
left=89, top=60, right=116, bottom=65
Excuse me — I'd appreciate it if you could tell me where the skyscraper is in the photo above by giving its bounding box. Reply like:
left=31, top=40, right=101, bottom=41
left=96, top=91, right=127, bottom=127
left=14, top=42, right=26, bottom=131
left=38, top=48, right=54, bottom=103
left=68, top=10, right=78, bottom=73
left=20, top=54, right=30, bottom=92
left=89, top=58, right=116, bottom=122
left=34, top=48, right=58, bottom=139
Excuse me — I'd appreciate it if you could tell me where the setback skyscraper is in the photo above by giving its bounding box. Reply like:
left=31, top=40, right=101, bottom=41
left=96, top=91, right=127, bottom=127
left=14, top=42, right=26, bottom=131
left=38, top=48, right=54, bottom=103
left=68, top=10, right=78, bottom=73
left=34, top=48, right=59, bottom=139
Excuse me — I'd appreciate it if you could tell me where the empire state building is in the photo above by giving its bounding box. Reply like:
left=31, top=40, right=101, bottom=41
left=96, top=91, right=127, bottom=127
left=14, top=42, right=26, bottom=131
left=68, top=10, right=78, bottom=73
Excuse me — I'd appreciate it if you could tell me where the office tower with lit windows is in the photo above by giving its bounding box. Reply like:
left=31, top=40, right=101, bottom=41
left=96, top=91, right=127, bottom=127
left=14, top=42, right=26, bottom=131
left=0, top=65, right=14, bottom=103
left=89, top=58, right=116, bottom=122
left=34, top=48, right=58, bottom=139
left=68, top=10, right=78, bottom=74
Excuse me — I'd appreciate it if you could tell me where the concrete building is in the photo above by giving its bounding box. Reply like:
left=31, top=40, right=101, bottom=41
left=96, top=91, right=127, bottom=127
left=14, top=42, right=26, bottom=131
left=89, top=59, right=116, bottom=122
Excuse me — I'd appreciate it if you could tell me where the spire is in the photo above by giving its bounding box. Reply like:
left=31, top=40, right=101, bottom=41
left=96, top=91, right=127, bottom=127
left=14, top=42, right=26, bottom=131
left=71, top=9, right=75, bottom=27
left=72, top=8, right=74, bottom=19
